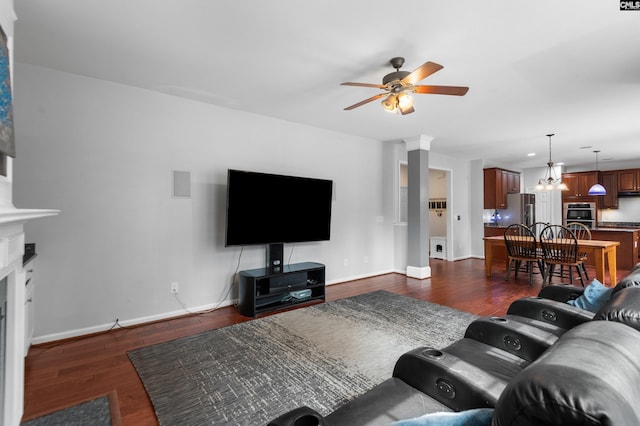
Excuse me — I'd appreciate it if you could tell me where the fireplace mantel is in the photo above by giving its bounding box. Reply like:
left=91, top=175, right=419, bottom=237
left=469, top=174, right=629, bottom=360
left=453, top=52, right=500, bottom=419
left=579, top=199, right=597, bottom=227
left=0, top=207, right=59, bottom=426
left=0, top=208, right=59, bottom=226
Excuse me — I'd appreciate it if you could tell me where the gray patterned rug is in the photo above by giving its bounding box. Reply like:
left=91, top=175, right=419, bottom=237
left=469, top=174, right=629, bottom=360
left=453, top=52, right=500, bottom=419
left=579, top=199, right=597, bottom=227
left=21, top=392, right=119, bottom=426
left=128, top=290, right=477, bottom=425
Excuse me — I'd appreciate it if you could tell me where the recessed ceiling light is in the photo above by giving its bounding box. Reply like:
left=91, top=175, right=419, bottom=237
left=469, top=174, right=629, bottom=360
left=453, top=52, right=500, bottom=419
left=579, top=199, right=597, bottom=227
left=527, top=153, right=536, bottom=157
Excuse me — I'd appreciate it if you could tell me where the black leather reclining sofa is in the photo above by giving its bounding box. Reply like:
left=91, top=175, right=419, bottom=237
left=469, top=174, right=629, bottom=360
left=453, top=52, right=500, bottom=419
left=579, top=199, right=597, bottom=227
left=268, top=263, right=640, bottom=426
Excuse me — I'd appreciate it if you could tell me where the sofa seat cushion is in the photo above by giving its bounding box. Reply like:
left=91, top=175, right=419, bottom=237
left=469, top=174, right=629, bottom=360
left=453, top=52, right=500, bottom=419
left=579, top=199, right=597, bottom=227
left=325, top=377, right=451, bottom=426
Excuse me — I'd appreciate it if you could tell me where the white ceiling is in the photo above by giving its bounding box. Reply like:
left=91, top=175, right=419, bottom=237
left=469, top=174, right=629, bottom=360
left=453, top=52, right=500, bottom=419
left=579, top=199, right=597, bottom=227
left=12, top=0, right=640, bottom=170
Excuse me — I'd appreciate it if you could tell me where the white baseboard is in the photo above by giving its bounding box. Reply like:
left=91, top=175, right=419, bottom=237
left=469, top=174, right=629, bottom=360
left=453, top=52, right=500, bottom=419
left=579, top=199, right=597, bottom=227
left=32, top=269, right=398, bottom=345
left=406, top=265, right=432, bottom=279
left=326, top=269, right=396, bottom=286
left=31, top=299, right=237, bottom=345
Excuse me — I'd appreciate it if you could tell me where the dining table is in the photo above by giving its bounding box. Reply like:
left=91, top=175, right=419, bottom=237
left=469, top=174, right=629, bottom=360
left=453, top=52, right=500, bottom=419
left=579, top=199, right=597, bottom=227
left=483, top=235, right=620, bottom=286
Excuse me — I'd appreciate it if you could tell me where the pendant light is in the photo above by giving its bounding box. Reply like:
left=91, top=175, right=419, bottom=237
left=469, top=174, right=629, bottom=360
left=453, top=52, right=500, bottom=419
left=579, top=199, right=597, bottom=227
left=588, top=150, right=607, bottom=196
left=534, top=133, right=568, bottom=191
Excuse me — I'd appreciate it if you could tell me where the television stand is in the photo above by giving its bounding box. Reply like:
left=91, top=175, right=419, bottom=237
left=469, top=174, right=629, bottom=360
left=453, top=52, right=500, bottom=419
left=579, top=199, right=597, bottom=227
left=237, top=262, right=325, bottom=317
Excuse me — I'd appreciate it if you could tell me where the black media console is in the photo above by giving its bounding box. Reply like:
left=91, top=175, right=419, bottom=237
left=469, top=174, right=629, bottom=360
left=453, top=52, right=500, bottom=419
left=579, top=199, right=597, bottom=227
left=237, top=262, right=325, bottom=317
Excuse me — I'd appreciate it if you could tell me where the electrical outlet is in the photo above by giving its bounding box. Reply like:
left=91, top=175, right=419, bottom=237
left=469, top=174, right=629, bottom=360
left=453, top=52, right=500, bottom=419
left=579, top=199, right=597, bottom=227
left=171, top=282, right=179, bottom=294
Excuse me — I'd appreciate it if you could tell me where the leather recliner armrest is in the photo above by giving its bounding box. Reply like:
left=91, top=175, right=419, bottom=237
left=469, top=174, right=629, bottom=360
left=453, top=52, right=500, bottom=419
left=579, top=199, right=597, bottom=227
left=463, top=316, right=559, bottom=363
left=393, top=347, right=506, bottom=411
left=537, top=284, right=585, bottom=302
left=507, top=297, right=593, bottom=330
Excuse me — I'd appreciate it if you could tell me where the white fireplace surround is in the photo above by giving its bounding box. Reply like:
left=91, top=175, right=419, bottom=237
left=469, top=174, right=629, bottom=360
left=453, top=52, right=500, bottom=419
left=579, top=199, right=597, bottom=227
left=0, top=208, right=58, bottom=426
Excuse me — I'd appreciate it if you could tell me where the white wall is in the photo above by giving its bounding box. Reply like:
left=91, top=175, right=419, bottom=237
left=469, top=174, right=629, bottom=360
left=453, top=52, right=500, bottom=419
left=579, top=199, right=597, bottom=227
left=388, top=142, right=474, bottom=268
left=12, top=63, right=395, bottom=341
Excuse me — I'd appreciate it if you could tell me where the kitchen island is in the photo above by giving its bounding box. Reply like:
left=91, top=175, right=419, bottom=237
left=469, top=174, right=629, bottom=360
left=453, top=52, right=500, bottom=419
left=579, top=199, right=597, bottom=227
left=590, top=225, right=640, bottom=270
left=484, top=222, right=640, bottom=272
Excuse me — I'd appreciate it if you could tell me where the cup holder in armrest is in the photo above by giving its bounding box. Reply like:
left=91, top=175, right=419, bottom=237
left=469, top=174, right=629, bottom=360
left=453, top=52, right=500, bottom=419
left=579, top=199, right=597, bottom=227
left=267, top=406, right=325, bottom=426
left=421, top=348, right=443, bottom=357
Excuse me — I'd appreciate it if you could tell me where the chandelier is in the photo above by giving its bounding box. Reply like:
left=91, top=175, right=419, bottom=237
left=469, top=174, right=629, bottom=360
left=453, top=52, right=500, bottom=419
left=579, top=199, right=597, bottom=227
left=534, top=133, right=568, bottom=191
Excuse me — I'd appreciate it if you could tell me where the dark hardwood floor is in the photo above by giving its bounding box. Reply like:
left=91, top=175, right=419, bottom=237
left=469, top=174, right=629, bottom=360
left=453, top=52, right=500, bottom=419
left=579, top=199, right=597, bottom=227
left=22, top=258, right=628, bottom=425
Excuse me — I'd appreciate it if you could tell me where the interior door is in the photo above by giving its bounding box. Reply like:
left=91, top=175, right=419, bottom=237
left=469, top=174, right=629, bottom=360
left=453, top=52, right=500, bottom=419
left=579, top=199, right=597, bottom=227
left=535, top=190, right=551, bottom=225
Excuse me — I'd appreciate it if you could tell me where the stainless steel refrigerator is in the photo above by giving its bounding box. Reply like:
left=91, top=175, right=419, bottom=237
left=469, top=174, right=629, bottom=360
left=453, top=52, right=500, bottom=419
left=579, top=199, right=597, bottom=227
left=502, top=193, right=535, bottom=227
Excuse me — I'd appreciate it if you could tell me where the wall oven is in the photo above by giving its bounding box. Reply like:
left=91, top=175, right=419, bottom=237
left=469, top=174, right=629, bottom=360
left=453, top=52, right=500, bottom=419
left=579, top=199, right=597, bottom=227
left=563, top=202, right=596, bottom=229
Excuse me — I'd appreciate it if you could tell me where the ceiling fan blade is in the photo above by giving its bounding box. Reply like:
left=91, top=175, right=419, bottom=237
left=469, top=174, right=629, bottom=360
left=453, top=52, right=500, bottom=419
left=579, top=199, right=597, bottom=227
left=413, top=85, right=469, bottom=96
left=344, top=93, right=387, bottom=110
left=341, top=82, right=387, bottom=89
left=401, top=61, right=443, bottom=85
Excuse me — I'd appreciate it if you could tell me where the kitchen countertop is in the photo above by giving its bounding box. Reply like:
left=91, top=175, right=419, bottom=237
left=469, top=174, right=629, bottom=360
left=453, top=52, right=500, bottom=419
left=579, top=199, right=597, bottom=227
left=484, top=223, right=640, bottom=232
left=598, top=222, right=640, bottom=229
left=592, top=227, right=640, bottom=233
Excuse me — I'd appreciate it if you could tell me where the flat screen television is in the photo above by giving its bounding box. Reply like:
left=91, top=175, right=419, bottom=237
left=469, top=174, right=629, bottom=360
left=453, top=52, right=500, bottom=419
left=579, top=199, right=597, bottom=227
left=225, top=169, right=333, bottom=247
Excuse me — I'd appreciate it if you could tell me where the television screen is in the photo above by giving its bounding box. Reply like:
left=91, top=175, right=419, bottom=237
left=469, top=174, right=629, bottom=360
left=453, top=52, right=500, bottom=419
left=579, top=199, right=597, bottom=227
left=225, top=169, right=333, bottom=246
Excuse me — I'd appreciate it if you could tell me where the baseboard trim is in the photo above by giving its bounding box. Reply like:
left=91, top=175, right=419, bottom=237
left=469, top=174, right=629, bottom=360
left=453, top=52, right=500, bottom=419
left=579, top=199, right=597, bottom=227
left=30, top=299, right=236, bottom=345
left=33, top=269, right=397, bottom=345
left=406, top=265, right=432, bottom=279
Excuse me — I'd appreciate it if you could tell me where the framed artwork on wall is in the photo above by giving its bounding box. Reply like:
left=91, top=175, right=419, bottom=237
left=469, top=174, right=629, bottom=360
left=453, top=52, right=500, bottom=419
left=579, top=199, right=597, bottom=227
left=0, top=23, right=15, bottom=162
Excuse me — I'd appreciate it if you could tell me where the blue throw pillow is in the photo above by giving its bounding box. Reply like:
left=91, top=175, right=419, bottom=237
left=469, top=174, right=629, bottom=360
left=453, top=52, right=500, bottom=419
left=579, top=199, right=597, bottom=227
left=567, top=279, right=613, bottom=312
left=391, top=408, right=493, bottom=426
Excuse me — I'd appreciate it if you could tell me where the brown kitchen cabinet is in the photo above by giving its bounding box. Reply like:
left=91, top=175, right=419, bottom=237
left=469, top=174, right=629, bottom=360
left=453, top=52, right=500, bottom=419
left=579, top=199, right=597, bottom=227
left=561, top=171, right=598, bottom=201
left=589, top=229, right=639, bottom=270
left=618, top=169, right=640, bottom=194
left=599, top=171, right=619, bottom=209
left=484, top=168, right=520, bottom=210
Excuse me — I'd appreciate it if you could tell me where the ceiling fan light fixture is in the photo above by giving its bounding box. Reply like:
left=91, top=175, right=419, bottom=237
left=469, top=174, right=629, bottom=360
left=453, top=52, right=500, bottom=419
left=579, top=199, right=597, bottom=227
left=381, top=94, right=398, bottom=112
left=397, top=92, right=414, bottom=115
left=342, top=57, right=468, bottom=113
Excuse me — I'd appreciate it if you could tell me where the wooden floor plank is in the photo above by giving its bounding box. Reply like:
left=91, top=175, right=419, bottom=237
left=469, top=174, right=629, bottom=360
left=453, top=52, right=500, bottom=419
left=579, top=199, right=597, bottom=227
left=22, top=258, right=629, bottom=425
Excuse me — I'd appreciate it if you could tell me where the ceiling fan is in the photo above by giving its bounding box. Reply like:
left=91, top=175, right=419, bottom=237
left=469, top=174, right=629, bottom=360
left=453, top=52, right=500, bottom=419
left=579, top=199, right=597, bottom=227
left=341, top=57, right=469, bottom=115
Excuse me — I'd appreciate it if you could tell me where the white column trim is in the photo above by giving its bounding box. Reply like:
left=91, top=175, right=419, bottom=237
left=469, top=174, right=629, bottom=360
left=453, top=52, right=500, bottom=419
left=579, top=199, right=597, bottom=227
left=407, top=265, right=432, bottom=279
left=403, top=135, right=433, bottom=151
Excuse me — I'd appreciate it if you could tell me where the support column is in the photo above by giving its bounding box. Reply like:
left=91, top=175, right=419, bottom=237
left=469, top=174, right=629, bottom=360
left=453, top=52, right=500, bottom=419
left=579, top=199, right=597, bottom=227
left=404, top=135, right=433, bottom=279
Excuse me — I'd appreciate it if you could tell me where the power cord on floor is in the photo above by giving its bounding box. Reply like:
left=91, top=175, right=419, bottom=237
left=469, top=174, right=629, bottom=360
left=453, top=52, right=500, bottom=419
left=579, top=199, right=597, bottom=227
left=108, top=318, right=131, bottom=330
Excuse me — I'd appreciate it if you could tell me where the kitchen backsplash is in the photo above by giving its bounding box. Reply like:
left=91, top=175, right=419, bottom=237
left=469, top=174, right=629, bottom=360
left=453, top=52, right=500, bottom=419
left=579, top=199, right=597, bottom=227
left=600, top=197, right=640, bottom=223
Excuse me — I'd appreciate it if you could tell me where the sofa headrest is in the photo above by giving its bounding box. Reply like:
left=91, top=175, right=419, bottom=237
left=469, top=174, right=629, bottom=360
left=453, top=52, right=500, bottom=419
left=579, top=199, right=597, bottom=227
left=612, top=262, right=640, bottom=296
left=493, top=321, right=640, bottom=426
left=594, top=286, right=640, bottom=331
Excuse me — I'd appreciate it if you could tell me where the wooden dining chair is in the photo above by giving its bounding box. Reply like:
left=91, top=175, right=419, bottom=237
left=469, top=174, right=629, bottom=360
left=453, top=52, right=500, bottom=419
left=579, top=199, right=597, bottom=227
left=529, top=221, right=550, bottom=238
left=566, top=222, right=592, bottom=280
left=539, top=224, right=587, bottom=286
left=504, top=224, right=543, bottom=285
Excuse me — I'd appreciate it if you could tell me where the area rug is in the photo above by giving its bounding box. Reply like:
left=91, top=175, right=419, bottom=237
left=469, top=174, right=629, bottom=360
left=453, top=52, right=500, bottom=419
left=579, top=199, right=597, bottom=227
left=128, top=290, right=478, bottom=425
left=21, top=391, right=121, bottom=426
